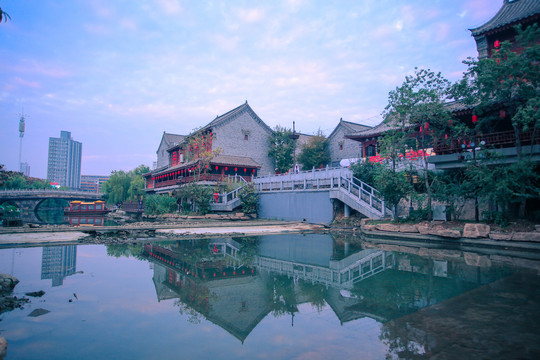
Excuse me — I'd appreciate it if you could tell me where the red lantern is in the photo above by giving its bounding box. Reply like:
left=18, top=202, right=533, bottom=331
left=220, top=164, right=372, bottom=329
left=472, top=115, right=478, bottom=123
left=215, top=166, right=218, bottom=170
left=494, top=40, right=500, bottom=48
left=234, top=167, right=237, bottom=172
left=253, top=169, right=255, bottom=173
left=449, top=119, right=453, bottom=126
left=225, top=167, right=228, bottom=171
left=499, top=110, right=506, bottom=118
left=424, top=122, right=429, bottom=130
left=244, top=168, right=247, bottom=172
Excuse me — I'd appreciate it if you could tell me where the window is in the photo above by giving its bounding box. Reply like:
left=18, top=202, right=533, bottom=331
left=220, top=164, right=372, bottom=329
left=244, top=134, right=249, bottom=140
left=366, top=144, right=376, bottom=157
left=339, top=144, right=343, bottom=151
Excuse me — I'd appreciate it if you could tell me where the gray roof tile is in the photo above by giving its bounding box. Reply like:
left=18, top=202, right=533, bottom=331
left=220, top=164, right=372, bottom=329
left=470, top=0, right=540, bottom=36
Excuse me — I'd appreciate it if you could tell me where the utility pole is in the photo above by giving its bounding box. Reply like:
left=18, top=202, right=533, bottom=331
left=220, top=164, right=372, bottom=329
left=289, top=121, right=299, bottom=172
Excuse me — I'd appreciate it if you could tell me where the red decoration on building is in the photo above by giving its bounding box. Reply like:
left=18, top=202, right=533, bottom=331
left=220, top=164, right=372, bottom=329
left=215, top=166, right=218, bottom=170
left=244, top=168, right=247, bottom=172
left=499, top=110, right=506, bottom=118
left=424, top=122, right=429, bottom=130
left=494, top=40, right=500, bottom=48
left=234, top=167, right=237, bottom=172
left=472, top=115, right=478, bottom=123
left=225, top=167, right=228, bottom=171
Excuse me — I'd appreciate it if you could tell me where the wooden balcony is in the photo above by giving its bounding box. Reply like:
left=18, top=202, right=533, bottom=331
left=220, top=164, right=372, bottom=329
left=434, top=129, right=540, bottom=154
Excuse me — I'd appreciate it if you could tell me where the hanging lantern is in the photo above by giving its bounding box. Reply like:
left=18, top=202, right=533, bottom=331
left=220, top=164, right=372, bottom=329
left=472, top=115, right=478, bottom=123
left=445, top=134, right=448, bottom=140
left=244, top=168, right=247, bottom=172
left=494, top=40, right=500, bottom=48
left=234, top=167, right=237, bottom=172
left=215, top=166, right=218, bottom=170
left=449, top=119, right=453, bottom=126
left=424, top=122, right=429, bottom=130
left=225, top=167, right=228, bottom=171
left=499, top=110, right=506, bottom=118
left=253, top=169, right=255, bottom=173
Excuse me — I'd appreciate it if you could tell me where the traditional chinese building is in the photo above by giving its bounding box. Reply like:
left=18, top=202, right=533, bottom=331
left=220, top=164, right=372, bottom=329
left=470, top=0, right=540, bottom=59
left=145, top=102, right=274, bottom=192
left=327, top=118, right=371, bottom=167
left=155, top=132, right=185, bottom=170
left=347, top=0, right=540, bottom=168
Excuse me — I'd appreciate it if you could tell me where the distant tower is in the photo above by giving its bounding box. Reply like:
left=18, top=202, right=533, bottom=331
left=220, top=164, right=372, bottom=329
left=18, top=113, right=30, bottom=175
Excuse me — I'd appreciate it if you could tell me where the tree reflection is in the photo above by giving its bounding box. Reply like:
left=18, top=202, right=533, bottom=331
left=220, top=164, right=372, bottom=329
left=269, top=275, right=298, bottom=319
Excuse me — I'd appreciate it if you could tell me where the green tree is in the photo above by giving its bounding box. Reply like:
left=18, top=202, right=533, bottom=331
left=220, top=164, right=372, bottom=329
left=102, top=165, right=150, bottom=204
left=144, top=194, right=178, bottom=215
left=374, top=167, right=412, bottom=219
left=453, top=24, right=540, bottom=218
left=174, top=183, right=213, bottom=215
left=238, top=183, right=259, bottom=215
left=268, top=126, right=294, bottom=173
left=0, top=7, right=11, bottom=22
left=297, top=130, right=330, bottom=170
left=351, top=161, right=381, bottom=186
left=383, top=68, right=454, bottom=219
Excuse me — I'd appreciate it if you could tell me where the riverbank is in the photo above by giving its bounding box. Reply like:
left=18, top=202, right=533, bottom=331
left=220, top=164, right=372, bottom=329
left=0, top=217, right=325, bottom=247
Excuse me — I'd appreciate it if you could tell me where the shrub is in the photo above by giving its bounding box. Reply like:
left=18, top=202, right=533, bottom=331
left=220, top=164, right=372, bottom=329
left=238, top=183, right=259, bottom=214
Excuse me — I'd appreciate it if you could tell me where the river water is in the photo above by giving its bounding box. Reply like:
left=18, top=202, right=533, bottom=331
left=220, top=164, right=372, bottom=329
left=0, top=233, right=539, bottom=359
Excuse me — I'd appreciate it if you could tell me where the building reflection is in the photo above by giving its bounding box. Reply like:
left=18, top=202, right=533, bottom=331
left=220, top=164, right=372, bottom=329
left=64, top=215, right=107, bottom=226
left=140, top=233, right=513, bottom=343
left=41, top=245, right=77, bottom=287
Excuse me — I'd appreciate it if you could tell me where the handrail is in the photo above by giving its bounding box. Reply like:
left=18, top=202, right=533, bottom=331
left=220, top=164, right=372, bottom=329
left=253, top=170, right=388, bottom=218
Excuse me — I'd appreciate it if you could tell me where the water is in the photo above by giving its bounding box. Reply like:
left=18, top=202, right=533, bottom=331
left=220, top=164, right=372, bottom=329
left=1, top=234, right=539, bottom=359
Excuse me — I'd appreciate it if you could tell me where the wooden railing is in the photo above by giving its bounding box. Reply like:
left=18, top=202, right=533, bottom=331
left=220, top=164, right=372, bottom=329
left=152, top=173, right=252, bottom=189
left=434, top=129, right=540, bottom=154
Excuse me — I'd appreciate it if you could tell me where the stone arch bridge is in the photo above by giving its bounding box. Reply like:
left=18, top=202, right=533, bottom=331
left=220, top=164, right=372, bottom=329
left=0, top=190, right=103, bottom=223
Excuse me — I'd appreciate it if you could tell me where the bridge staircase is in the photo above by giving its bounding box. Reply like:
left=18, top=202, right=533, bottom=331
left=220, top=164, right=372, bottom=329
left=254, top=167, right=391, bottom=220
left=209, top=176, right=248, bottom=212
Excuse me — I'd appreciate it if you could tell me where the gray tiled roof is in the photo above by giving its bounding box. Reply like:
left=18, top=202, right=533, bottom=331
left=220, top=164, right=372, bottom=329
left=201, top=101, right=274, bottom=135
left=470, top=0, right=540, bottom=36
left=328, top=119, right=372, bottom=140
left=346, top=121, right=400, bottom=139
left=210, top=154, right=261, bottom=168
left=163, top=132, right=185, bottom=146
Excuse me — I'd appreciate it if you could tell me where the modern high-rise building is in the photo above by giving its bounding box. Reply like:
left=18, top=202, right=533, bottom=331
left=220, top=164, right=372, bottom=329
left=47, top=131, right=82, bottom=189
left=80, top=174, right=110, bottom=193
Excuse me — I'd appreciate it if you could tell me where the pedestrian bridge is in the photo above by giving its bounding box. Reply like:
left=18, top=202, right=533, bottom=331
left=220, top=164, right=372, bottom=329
left=253, top=167, right=391, bottom=224
left=0, top=189, right=103, bottom=212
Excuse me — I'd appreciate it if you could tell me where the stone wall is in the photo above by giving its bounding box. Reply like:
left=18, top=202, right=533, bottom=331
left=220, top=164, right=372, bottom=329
left=259, top=191, right=334, bottom=224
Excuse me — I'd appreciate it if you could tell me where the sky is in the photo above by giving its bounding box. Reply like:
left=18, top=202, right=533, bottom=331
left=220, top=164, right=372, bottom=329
left=0, top=0, right=498, bottom=178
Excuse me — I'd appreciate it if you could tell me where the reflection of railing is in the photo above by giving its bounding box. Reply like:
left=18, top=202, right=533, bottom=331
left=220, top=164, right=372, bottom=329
left=434, top=129, right=540, bottom=154
left=255, top=250, right=394, bottom=289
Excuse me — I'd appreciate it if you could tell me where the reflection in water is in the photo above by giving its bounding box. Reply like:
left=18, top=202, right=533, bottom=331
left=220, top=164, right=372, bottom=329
left=41, top=245, right=77, bottom=286
left=139, top=233, right=519, bottom=348
left=0, top=233, right=538, bottom=359
left=64, top=215, right=107, bottom=227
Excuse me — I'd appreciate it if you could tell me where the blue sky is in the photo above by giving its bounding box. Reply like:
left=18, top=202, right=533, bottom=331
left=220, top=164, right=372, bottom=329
left=0, top=0, right=497, bottom=178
